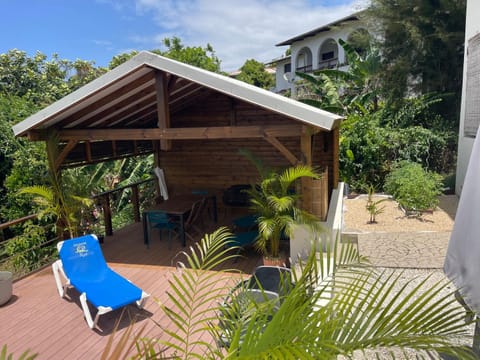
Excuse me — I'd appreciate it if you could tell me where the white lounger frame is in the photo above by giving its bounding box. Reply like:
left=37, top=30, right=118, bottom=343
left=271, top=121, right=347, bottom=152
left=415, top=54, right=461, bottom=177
left=52, top=259, right=149, bottom=329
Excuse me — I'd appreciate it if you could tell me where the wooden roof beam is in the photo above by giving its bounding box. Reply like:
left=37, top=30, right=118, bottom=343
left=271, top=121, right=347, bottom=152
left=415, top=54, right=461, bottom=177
left=29, top=124, right=303, bottom=141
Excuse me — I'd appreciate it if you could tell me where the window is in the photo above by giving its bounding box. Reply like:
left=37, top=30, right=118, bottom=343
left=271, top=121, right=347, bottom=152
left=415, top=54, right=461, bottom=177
left=318, top=39, right=339, bottom=69
left=296, top=47, right=313, bottom=73
left=322, top=51, right=335, bottom=61
left=284, top=63, right=291, bottom=73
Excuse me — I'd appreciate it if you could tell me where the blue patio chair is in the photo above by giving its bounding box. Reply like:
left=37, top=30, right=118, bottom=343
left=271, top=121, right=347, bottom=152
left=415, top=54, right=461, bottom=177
left=147, top=211, right=178, bottom=249
left=232, top=214, right=258, bottom=231
left=228, top=231, right=258, bottom=249
left=225, top=231, right=259, bottom=262
left=52, top=234, right=149, bottom=329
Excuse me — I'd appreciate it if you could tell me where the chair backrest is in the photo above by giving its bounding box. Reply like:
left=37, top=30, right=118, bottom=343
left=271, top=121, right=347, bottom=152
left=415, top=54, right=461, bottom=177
left=57, top=234, right=108, bottom=279
left=248, top=266, right=294, bottom=297
left=147, top=211, right=170, bottom=224
left=236, top=289, right=280, bottom=312
left=185, top=198, right=206, bottom=228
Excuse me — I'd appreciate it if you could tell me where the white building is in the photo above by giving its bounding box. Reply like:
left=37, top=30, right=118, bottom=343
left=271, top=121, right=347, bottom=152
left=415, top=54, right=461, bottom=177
left=270, top=11, right=369, bottom=96
left=455, top=0, right=480, bottom=195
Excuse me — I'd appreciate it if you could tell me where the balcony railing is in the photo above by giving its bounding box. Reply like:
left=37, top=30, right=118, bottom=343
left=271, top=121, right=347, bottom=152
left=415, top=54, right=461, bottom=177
left=295, top=65, right=313, bottom=73
left=0, top=214, right=57, bottom=280
left=92, top=178, right=156, bottom=236
left=0, top=178, right=157, bottom=280
left=318, top=58, right=339, bottom=70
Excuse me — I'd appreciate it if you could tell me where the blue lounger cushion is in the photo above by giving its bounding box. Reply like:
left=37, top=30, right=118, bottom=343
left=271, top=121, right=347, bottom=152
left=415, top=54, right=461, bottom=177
left=52, top=234, right=149, bottom=329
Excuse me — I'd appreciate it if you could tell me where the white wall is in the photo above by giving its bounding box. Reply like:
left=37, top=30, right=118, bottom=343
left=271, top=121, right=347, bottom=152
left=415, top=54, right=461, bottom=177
left=287, top=22, right=366, bottom=97
left=290, top=183, right=344, bottom=264
left=456, top=0, right=480, bottom=195
left=273, top=57, right=292, bottom=93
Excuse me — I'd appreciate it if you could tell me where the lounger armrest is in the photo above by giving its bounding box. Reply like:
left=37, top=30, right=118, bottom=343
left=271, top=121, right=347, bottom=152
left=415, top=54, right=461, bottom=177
left=52, top=260, right=69, bottom=298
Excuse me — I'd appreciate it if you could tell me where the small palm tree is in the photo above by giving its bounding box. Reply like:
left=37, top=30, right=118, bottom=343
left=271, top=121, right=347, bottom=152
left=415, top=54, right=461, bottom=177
left=18, top=185, right=92, bottom=238
left=18, top=131, right=92, bottom=238
left=247, top=164, right=323, bottom=259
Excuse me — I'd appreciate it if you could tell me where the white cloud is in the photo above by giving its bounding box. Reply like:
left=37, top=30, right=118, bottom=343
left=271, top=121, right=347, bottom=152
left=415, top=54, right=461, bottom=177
left=132, top=0, right=364, bottom=71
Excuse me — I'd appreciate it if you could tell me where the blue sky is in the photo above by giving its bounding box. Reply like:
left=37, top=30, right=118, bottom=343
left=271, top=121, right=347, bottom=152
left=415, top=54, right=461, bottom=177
left=1, top=0, right=364, bottom=71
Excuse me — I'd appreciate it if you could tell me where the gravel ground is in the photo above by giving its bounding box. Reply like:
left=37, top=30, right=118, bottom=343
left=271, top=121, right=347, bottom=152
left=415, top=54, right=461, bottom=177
left=343, top=194, right=458, bottom=233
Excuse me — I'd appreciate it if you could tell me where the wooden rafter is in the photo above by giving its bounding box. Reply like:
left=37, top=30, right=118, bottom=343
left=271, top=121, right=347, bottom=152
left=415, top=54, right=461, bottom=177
left=73, top=85, right=156, bottom=128
left=56, top=72, right=156, bottom=128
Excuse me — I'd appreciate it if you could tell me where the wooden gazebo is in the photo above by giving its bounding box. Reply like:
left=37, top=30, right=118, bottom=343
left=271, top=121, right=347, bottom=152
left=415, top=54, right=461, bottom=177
left=13, top=51, right=342, bottom=220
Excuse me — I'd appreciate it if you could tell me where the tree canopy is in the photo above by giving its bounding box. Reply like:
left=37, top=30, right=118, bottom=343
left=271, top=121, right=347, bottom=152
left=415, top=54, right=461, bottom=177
left=236, top=59, right=275, bottom=90
left=367, top=0, right=466, bottom=122
left=108, top=36, right=222, bottom=73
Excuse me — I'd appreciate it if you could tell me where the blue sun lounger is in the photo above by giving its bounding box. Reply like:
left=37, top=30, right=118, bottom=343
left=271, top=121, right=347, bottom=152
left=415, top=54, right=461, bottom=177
left=52, top=234, right=149, bottom=329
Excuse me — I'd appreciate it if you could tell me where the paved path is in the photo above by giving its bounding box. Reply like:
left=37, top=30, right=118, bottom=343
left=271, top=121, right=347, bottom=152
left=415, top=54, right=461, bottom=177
left=355, top=231, right=451, bottom=269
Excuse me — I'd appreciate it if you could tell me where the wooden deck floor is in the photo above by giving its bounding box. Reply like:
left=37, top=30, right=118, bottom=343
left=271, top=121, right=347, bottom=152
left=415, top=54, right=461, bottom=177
left=0, top=221, right=262, bottom=359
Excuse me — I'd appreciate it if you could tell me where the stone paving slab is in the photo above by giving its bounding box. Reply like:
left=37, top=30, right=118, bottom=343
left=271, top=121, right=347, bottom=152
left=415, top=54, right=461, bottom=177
left=356, top=231, right=451, bottom=269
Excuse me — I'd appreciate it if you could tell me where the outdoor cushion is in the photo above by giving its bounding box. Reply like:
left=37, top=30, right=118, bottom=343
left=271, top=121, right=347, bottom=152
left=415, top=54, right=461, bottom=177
left=52, top=234, right=149, bottom=329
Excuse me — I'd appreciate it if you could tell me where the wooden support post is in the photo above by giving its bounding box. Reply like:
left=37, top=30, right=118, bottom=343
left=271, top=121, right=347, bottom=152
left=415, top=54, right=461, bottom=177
left=131, top=184, right=140, bottom=222
left=300, top=126, right=313, bottom=213
left=332, top=127, right=340, bottom=189
left=155, top=72, right=171, bottom=150
left=101, top=193, right=113, bottom=236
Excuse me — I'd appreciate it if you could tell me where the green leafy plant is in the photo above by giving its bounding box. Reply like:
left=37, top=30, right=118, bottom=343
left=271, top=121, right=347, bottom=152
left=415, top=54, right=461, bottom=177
left=384, top=161, right=443, bottom=216
left=246, top=164, right=323, bottom=259
left=4, top=223, right=55, bottom=274
left=297, top=38, right=382, bottom=115
left=365, top=185, right=387, bottom=223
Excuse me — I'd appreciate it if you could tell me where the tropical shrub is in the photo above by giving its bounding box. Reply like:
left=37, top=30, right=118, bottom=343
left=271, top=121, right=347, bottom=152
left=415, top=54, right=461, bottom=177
left=4, top=223, right=55, bottom=274
left=384, top=161, right=443, bottom=214
left=340, top=111, right=454, bottom=192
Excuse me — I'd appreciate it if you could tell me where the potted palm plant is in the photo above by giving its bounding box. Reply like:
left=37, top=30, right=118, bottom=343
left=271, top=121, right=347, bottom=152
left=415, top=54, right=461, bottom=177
left=246, top=164, right=323, bottom=266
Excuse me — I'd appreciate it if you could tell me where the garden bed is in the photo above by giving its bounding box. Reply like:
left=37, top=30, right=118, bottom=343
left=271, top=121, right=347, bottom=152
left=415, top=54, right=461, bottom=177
left=343, top=194, right=458, bottom=233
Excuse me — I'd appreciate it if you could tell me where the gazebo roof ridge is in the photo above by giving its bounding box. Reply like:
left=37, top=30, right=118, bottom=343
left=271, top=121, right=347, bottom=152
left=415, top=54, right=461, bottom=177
left=13, top=51, right=342, bottom=138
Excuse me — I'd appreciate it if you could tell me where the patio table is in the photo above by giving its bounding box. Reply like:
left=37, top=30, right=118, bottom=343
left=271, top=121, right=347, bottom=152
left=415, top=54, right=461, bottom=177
left=143, top=194, right=217, bottom=247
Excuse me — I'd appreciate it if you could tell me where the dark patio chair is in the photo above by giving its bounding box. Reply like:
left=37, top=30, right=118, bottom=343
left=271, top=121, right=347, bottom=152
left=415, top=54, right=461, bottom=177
left=218, top=266, right=294, bottom=347
left=183, top=198, right=207, bottom=242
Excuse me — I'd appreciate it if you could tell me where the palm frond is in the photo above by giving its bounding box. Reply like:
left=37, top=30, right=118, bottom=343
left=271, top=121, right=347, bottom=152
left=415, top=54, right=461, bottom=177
left=18, top=185, right=54, bottom=202
left=222, top=236, right=476, bottom=359
left=157, top=227, right=241, bottom=359
left=0, top=345, right=37, bottom=360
